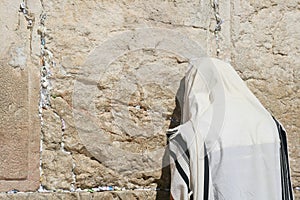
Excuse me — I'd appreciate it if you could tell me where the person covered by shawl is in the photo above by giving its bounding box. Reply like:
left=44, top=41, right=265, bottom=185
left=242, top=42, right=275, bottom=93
left=168, top=58, right=294, bottom=200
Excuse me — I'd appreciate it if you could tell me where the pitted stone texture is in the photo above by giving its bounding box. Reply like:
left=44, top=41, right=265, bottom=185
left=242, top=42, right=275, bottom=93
left=50, top=97, right=86, bottom=154
left=230, top=0, right=300, bottom=188
left=0, top=191, right=297, bottom=200
left=41, top=108, right=77, bottom=190
left=41, top=0, right=212, bottom=83
left=41, top=150, right=73, bottom=190
left=74, top=50, right=187, bottom=188
left=0, top=0, right=41, bottom=192
left=73, top=154, right=120, bottom=189
left=0, top=65, right=29, bottom=180
left=40, top=0, right=212, bottom=190
left=42, top=109, right=62, bottom=150
left=0, top=191, right=162, bottom=200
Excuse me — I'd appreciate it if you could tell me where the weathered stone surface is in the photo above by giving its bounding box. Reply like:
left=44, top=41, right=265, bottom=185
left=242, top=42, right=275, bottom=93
left=50, top=97, right=86, bottom=154
left=41, top=150, right=73, bottom=190
left=0, top=191, right=162, bottom=200
left=2, top=190, right=299, bottom=200
left=73, top=153, right=119, bottom=189
left=42, top=109, right=62, bottom=150
left=0, top=0, right=41, bottom=192
left=1, top=191, right=299, bottom=200
left=40, top=0, right=211, bottom=191
left=73, top=50, right=188, bottom=188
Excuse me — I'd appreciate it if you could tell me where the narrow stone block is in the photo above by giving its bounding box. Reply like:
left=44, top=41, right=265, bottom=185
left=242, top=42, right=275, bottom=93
left=0, top=0, right=41, bottom=191
left=0, top=63, right=40, bottom=192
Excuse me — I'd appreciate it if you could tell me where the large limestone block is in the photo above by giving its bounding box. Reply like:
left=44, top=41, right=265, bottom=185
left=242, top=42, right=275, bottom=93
left=0, top=0, right=41, bottom=192
left=41, top=0, right=212, bottom=190
left=73, top=49, right=190, bottom=188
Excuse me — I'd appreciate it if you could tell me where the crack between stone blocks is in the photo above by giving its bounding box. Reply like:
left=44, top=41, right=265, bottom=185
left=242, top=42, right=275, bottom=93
left=52, top=110, right=77, bottom=192
left=34, top=187, right=170, bottom=193
left=40, top=0, right=44, bottom=9
left=36, top=4, right=76, bottom=192
left=19, top=0, right=35, bottom=56
left=144, top=17, right=208, bottom=31
left=211, top=0, right=224, bottom=57
left=18, top=0, right=47, bottom=192
left=37, top=6, right=47, bottom=192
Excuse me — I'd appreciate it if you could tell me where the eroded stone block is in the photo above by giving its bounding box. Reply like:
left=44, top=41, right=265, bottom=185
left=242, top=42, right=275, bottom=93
left=0, top=0, right=41, bottom=192
left=0, top=60, right=40, bottom=192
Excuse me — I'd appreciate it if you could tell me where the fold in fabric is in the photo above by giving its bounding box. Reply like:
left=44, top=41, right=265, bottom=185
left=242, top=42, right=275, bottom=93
left=168, top=58, right=294, bottom=200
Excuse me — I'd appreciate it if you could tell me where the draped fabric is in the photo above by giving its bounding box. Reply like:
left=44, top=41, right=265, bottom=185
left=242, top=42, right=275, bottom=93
left=168, top=58, right=294, bottom=200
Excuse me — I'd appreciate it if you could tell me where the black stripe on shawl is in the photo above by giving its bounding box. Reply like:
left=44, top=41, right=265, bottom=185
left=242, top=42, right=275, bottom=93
left=203, top=145, right=209, bottom=200
left=167, top=130, right=178, bottom=138
left=170, top=133, right=190, bottom=165
left=173, top=134, right=190, bottom=160
left=171, top=140, right=190, bottom=164
left=169, top=150, right=191, bottom=194
left=273, top=117, right=294, bottom=200
left=190, top=193, right=194, bottom=200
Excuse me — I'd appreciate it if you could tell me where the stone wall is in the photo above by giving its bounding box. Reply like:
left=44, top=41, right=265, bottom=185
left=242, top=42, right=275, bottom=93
left=0, top=0, right=299, bottom=199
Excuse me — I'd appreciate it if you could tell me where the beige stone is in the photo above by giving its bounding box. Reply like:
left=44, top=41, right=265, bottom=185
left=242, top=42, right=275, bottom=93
left=0, top=0, right=41, bottom=192
left=41, top=0, right=211, bottom=190
left=41, top=150, right=73, bottom=190
left=73, top=50, right=188, bottom=185
left=42, top=109, right=62, bottom=150
left=0, top=191, right=162, bottom=200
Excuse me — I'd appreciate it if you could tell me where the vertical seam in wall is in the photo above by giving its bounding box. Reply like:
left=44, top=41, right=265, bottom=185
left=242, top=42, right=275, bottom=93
left=57, top=112, right=76, bottom=191
left=36, top=0, right=77, bottom=190
left=212, top=0, right=224, bottom=57
left=229, top=0, right=234, bottom=62
left=36, top=5, right=77, bottom=190
left=37, top=7, right=47, bottom=192
left=21, top=0, right=47, bottom=192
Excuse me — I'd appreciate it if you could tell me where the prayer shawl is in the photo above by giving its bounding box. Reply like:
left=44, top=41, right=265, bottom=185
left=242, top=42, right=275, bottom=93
left=168, top=58, right=294, bottom=200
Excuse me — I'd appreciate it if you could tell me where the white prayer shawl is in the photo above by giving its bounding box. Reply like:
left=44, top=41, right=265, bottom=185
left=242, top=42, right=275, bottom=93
left=168, top=58, right=294, bottom=200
